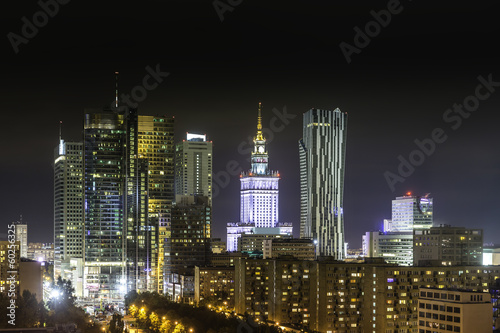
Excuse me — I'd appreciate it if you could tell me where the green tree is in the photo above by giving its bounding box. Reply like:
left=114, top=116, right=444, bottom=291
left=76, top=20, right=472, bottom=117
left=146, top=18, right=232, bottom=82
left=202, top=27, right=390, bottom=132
left=149, top=312, right=161, bottom=332
left=109, top=313, right=125, bottom=333
left=172, top=323, right=186, bottom=333
left=160, top=320, right=174, bottom=333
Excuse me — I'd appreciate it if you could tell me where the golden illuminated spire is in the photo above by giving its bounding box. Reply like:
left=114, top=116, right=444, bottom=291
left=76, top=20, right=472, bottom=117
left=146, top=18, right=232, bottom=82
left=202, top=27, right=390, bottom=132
left=256, top=102, right=264, bottom=141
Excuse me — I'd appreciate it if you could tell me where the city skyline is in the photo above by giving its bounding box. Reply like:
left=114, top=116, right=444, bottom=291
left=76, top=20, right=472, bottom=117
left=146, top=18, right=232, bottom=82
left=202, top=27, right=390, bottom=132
left=2, top=1, right=500, bottom=249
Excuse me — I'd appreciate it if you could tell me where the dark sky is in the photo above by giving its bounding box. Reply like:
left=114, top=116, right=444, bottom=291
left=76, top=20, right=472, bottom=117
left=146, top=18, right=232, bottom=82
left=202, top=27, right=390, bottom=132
left=1, top=0, right=500, bottom=248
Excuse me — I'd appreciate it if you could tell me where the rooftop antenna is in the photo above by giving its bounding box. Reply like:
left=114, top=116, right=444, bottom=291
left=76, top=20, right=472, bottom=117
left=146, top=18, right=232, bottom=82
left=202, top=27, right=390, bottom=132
left=115, top=71, right=119, bottom=108
left=59, top=120, right=62, bottom=142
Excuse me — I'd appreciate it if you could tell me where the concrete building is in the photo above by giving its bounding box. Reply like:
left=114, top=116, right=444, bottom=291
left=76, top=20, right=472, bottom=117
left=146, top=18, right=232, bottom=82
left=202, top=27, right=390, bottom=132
left=263, top=238, right=315, bottom=260
left=210, top=238, right=226, bottom=254
left=234, top=256, right=500, bottom=333
left=194, top=266, right=235, bottom=308
left=418, top=288, right=492, bottom=333
left=165, top=195, right=211, bottom=300
left=226, top=103, right=292, bottom=252
left=362, top=231, right=413, bottom=266
left=299, top=108, right=347, bottom=259
left=239, top=233, right=292, bottom=253
left=413, top=226, right=483, bottom=266
left=175, top=133, right=213, bottom=203
left=210, top=252, right=248, bottom=267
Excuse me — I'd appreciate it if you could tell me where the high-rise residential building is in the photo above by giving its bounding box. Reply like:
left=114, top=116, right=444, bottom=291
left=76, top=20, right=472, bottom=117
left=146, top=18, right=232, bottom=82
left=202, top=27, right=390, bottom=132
left=362, top=231, right=414, bottom=266
left=53, top=139, right=83, bottom=283
left=137, top=114, right=175, bottom=294
left=175, top=133, right=213, bottom=203
left=13, top=219, right=28, bottom=259
left=299, top=108, right=347, bottom=259
left=194, top=265, right=235, bottom=307
left=414, top=225, right=483, bottom=266
left=234, top=257, right=500, bottom=332
left=389, top=193, right=433, bottom=231
left=166, top=195, right=211, bottom=301
left=226, top=103, right=292, bottom=252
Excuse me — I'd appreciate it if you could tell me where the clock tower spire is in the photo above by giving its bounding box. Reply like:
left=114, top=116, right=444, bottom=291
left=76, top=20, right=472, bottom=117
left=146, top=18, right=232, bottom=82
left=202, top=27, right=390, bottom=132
left=251, top=102, right=268, bottom=175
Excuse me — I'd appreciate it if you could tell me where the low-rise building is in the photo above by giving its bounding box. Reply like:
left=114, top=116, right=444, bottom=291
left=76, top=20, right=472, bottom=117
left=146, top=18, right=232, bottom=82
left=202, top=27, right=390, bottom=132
left=263, top=238, right=315, bottom=260
left=418, top=288, right=492, bottom=333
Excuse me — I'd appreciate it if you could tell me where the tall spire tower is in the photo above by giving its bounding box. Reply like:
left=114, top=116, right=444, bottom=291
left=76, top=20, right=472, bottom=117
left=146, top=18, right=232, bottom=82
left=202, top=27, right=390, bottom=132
left=226, top=103, right=292, bottom=252
left=251, top=102, right=269, bottom=175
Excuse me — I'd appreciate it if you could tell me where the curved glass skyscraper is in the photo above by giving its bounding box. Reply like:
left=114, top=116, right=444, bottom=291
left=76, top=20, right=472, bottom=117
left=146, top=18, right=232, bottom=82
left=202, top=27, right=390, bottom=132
left=299, top=108, right=347, bottom=260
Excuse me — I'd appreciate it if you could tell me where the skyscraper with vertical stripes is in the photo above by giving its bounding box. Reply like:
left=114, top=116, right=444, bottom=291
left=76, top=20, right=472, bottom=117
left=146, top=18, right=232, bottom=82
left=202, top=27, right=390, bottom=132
left=299, top=108, right=347, bottom=259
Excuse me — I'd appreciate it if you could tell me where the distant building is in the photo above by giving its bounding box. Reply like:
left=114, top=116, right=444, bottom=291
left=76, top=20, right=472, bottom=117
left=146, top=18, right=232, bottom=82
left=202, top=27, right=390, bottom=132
left=413, top=226, right=483, bottom=266
left=263, top=238, right=315, bottom=260
left=418, top=288, right=492, bottom=333
left=194, top=266, right=235, bottom=308
left=175, top=133, right=213, bottom=203
left=483, top=245, right=500, bottom=266
left=210, top=252, right=248, bottom=267
left=226, top=103, right=292, bottom=252
left=28, top=243, right=54, bottom=262
left=166, top=195, right=211, bottom=300
left=299, top=108, right=347, bottom=259
left=362, top=231, right=413, bottom=266
left=210, top=238, right=226, bottom=254
left=389, top=193, right=433, bottom=232
left=239, top=233, right=292, bottom=253
left=0, top=240, right=20, bottom=296
left=13, top=219, right=28, bottom=259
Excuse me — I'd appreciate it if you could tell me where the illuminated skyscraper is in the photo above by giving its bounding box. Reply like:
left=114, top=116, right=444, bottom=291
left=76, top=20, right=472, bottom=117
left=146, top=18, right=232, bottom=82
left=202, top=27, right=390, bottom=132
left=137, top=115, right=175, bottom=294
left=226, top=103, right=292, bottom=252
left=83, top=108, right=127, bottom=301
left=389, top=193, right=433, bottom=231
left=175, top=133, right=213, bottom=203
left=299, top=108, right=347, bottom=259
left=54, top=139, right=83, bottom=281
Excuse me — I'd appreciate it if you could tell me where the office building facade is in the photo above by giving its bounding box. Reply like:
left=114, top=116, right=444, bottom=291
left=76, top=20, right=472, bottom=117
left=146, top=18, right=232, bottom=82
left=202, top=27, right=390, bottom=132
left=299, top=108, right=347, bottom=259
left=175, top=133, right=213, bottom=202
left=362, top=231, right=414, bottom=266
left=54, top=139, right=84, bottom=289
left=414, top=226, right=483, bottom=266
left=390, top=193, right=433, bottom=232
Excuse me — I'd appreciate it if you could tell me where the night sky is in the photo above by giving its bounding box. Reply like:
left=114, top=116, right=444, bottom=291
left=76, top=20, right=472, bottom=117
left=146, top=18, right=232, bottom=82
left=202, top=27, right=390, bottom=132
left=1, top=1, right=500, bottom=248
